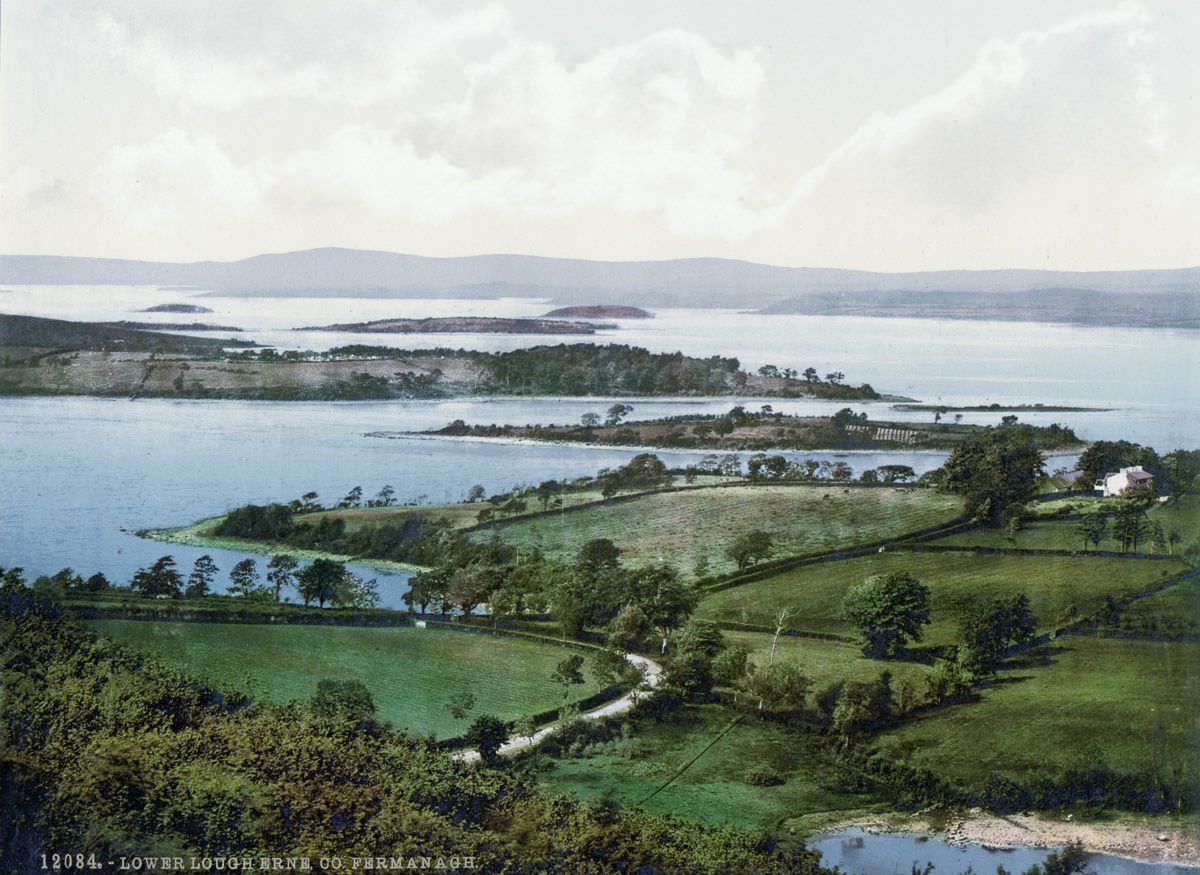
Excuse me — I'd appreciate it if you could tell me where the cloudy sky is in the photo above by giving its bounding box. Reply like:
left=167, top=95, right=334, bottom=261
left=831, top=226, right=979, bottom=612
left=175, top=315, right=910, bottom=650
left=1, top=1, right=1197, bottom=270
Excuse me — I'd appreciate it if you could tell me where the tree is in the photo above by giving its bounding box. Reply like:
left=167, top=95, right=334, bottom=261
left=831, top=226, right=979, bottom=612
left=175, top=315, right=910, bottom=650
left=842, top=572, right=931, bottom=658
left=228, top=558, right=262, bottom=598
left=371, top=485, right=396, bottom=507
left=131, top=556, right=182, bottom=598
left=625, top=563, right=697, bottom=653
left=608, top=603, right=650, bottom=653
left=605, top=403, right=633, bottom=426
left=1112, top=499, right=1151, bottom=552
left=266, top=554, right=299, bottom=602
left=832, top=672, right=893, bottom=743
left=802, top=367, right=818, bottom=382
left=310, top=679, right=375, bottom=723
left=726, top=530, right=774, bottom=571
left=1076, top=507, right=1109, bottom=551
left=83, top=572, right=110, bottom=592
left=878, top=464, right=917, bottom=484
left=0, top=566, right=25, bottom=592
left=296, top=558, right=346, bottom=608
left=959, top=594, right=1036, bottom=670
left=1077, top=441, right=1162, bottom=488
left=551, top=654, right=586, bottom=702
left=825, top=371, right=844, bottom=384
left=331, top=572, right=379, bottom=609
left=939, top=427, right=1044, bottom=525
left=338, top=486, right=364, bottom=508
left=186, top=555, right=218, bottom=598
left=466, top=484, right=486, bottom=503
left=743, top=660, right=810, bottom=714
left=578, top=538, right=622, bottom=573
left=580, top=412, right=600, bottom=428
left=465, top=714, right=509, bottom=763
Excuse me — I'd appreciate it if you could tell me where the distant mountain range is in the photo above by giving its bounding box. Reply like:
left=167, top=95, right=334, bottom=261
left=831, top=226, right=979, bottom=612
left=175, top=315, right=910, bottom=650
left=2, top=248, right=1197, bottom=327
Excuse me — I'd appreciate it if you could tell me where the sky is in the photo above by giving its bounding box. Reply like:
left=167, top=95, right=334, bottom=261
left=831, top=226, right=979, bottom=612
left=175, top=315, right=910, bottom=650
left=1, top=1, right=1197, bottom=270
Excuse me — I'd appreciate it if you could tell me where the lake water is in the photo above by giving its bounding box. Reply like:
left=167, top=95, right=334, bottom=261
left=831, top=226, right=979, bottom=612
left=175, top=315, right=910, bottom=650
left=1, top=284, right=1197, bottom=602
left=812, top=829, right=1195, bottom=874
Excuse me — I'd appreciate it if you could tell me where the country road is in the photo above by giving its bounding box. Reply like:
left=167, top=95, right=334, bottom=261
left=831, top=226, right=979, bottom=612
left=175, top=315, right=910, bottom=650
left=455, top=652, right=662, bottom=763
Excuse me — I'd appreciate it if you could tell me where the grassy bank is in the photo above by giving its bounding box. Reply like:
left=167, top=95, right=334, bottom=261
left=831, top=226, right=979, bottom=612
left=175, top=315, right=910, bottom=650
left=872, top=637, right=1200, bottom=790
left=532, top=702, right=886, bottom=831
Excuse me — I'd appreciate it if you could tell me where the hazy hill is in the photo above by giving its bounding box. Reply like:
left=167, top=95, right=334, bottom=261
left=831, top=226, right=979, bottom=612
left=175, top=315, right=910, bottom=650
left=2, top=248, right=1197, bottom=326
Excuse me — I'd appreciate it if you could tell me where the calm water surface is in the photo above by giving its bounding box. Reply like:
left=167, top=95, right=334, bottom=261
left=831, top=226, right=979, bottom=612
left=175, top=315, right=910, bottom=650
left=812, top=829, right=1195, bottom=874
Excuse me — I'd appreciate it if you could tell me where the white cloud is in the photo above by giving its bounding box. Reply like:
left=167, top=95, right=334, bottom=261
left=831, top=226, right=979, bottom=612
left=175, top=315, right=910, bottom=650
left=3, top=1, right=1195, bottom=267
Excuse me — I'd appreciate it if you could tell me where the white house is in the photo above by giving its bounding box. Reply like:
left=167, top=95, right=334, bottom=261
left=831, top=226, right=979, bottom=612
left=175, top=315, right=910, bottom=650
left=1095, top=465, right=1154, bottom=497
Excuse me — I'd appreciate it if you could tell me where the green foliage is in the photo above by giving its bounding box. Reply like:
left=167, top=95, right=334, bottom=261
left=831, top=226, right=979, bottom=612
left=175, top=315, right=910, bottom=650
left=295, top=557, right=346, bottom=608
left=744, top=764, right=784, bottom=786
left=726, top=529, right=775, bottom=571
left=465, top=714, right=509, bottom=763
left=743, top=659, right=810, bottom=715
left=939, top=425, right=1045, bottom=525
left=131, top=555, right=182, bottom=598
left=841, top=572, right=931, bottom=658
left=958, top=594, right=1037, bottom=670
left=4, top=607, right=813, bottom=871
left=310, top=678, right=376, bottom=722
left=186, top=555, right=218, bottom=598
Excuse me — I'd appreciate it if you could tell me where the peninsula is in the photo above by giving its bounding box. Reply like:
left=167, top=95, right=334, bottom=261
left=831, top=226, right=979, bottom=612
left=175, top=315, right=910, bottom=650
left=0, top=313, right=886, bottom=401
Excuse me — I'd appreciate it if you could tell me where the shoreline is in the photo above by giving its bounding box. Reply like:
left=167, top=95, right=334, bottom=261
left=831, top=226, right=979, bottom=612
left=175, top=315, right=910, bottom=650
left=139, top=518, right=428, bottom=576
left=368, top=430, right=966, bottom=456
left=809, top=811, right=1200, bottom=868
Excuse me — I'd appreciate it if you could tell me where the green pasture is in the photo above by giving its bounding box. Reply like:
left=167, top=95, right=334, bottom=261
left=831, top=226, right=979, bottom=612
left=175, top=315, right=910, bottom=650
left=486, top=485, right=963, bottom=578
left=934, top=495, right=1199, bottom=554
left=696, top=551, right=1185, bottom=644
left=721, top=631, right=933, bottom=693
left=533, top=703, right=882, bottom=830
left=1114, top=577, right=1200, bottom=636
left=87, top=620, right=602, bottom=739
left=873, top=637, right=1200, bottom=788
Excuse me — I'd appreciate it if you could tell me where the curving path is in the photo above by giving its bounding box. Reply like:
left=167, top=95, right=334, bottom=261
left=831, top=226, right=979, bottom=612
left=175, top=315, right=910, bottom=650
left=454, top=652, right=662, bottom=763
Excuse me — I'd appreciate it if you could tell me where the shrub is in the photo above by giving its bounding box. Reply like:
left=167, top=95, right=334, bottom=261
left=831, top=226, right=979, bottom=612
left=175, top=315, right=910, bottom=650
left=745, top=764, right=785, bottom=786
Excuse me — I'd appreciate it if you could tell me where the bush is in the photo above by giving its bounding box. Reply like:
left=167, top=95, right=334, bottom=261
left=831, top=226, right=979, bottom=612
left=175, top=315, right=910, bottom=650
left=744, top=764, right=785, bottom=786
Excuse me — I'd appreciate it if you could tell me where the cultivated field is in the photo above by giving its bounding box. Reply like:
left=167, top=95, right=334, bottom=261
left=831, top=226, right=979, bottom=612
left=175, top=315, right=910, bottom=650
left=87, top=620, right=603, bottom=738
left=696, top=551, right=1186, bottom=644
left=486, top=485, right=964, bottom=578
left=873, top=637, right=1200, bottom=788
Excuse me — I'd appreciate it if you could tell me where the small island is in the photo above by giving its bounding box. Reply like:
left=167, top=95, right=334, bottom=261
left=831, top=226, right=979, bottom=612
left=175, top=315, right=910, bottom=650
left=140, top=303, right=213, bottom=314
left=298, top=316, right=611, bottom=335
left=105, top=320, right=243, bottom=332
left=892, top=402, right=1113, bottom=413
left=541, top=305, right=653, bottom=319
left=407, top=406, right=1084, bottom=452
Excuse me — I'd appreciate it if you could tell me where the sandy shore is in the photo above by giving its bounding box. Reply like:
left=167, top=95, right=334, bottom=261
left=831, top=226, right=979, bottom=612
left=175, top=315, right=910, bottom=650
left=818, top=810, right=1200, bottom=867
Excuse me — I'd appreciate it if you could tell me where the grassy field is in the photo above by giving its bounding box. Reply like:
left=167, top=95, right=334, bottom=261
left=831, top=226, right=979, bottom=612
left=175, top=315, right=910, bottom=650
left=87, top=620, right=603, bottom=739
left=485, top=485, right=963, bottom=578
left=721, top=631, right=933, bottom=693
left=934, top=495, right=1199, bottom=554
left=873, top=637, right=1200, bottom=788
left=533, top=703, right=884, bottom=830
left=1113, top=577, right=1200, bottom=635
left=696, top=551, right=1185, bottom=644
